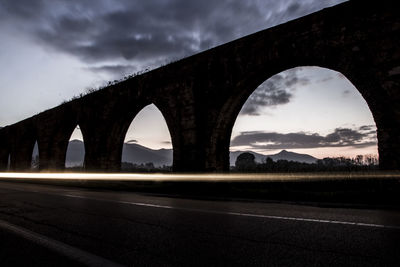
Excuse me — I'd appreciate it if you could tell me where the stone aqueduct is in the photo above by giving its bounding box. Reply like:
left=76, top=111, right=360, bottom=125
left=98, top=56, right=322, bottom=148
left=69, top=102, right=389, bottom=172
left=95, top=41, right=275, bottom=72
left=0, top=1, right=399, bottom=172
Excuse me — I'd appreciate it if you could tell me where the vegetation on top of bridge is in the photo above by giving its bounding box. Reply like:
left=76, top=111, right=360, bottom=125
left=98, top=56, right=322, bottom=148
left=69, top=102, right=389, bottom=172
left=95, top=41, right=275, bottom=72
left=61, top=67, right=153, bottom=105
left=60, top=52, right=196, bottom=105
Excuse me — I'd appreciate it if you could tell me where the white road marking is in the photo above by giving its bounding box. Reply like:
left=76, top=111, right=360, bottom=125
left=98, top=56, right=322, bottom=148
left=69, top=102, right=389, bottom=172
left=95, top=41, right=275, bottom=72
left=2, top=182, right=400, bottom=231
left=0, top=219, right=125, bottom=267
left=62, top=194, right=400, bottom=230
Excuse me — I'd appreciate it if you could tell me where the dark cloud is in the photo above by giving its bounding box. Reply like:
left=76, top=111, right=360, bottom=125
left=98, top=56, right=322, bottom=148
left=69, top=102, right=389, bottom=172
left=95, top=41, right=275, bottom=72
left=0, top=0, right=346, bottom=76
left=231, top=125, right=377, bottom=150
left=126, top=139, right=137, bottom=144
left=359, top=125, right=374, bottom=131
left=241, top=68, right=309, bottom=115
left=0, top=0, right=46, bottom=19
left=287, top=3, right=301, bottom=15
left=316, top=76, right=334, bottom=83
left=342, top=89, right=351, bottom=97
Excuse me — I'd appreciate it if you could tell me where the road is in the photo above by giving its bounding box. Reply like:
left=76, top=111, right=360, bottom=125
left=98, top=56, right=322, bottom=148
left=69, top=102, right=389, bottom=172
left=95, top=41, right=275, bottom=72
left=0, top=180, right=399, bottom=266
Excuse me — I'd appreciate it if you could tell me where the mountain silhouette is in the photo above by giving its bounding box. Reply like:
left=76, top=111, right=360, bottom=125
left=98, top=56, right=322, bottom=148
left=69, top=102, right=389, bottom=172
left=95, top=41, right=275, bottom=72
left=34, top=140, right=318, bottom=167
left=122, top=143, right=172, bottom=166
left=63, top=140, right=173, bottom=167
left=265, top=150, right=318, bottom=164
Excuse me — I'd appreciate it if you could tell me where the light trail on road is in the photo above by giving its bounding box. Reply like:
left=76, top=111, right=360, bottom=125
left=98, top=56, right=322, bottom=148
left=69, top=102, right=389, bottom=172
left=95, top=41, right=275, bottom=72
left=0, top=171, right=399, bottom=182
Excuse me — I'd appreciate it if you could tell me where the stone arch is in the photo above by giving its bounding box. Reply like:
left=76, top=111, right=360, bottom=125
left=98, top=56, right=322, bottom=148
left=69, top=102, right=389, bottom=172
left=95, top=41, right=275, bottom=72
left=75, top=84, right=181, bottom=172
left=228, top=66, right=378, bottom=167
left=65, top=125, right=86, bottom=169
left=121, top=104, right=173, bottom=170
left=31, top=140, right=39, bottom=170
left=208, top=64, right=387, bottom=171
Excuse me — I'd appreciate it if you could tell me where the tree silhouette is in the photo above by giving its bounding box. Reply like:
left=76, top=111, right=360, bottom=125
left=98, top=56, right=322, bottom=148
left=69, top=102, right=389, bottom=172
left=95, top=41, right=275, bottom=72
left=235, top=152, right=256, bottom=171
left=233, top=154, right=378, bottom=173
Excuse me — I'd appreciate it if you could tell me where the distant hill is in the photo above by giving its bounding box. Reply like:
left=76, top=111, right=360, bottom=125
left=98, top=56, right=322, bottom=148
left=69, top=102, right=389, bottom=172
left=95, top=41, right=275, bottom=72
left=122, top=143, right=172, bottom=166
left=64, top=140, right=173, bottom=167
left=229, top=149, right=318, bottom=165
left=264, top=150, right=318, bottom=164
left=36, top=140, right=317, bottom=167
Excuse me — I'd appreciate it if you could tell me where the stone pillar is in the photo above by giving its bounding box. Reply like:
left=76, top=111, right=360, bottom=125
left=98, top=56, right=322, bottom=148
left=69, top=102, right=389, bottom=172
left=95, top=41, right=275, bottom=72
left=375, top=74, right=400, bottom=170
left=0, top=129, right=10, bottom=171
left=155, top=97, right=208, bottom=172
left=38, top=136, right=71, bottom=171
left=202, top=86, right=255, bottom=172
left=36, top=111, right=78, bottom=171
left=10, top=143, right=35, bottom=171
left=6, top=123, right=37, bottom=171
left=171, top=128, right=207, bottom=172
left=0, top=148, right=9, bottom=171
left=356, top=61, right=400, bottom=170
left=84, top=140, right=122, bottom=172
left=377, top=125, right=400, bottom=170
left=81, top=117, right=127, bottom=172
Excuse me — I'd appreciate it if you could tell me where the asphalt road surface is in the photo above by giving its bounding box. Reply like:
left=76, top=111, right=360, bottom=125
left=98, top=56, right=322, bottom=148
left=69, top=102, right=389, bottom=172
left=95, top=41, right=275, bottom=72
left=0, top=180, right=399, bottom=266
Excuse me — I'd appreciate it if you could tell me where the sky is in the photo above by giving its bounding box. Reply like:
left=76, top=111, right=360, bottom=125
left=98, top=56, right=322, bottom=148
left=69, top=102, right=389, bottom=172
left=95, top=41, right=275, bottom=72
left=0, top=0, right=378, bottom=159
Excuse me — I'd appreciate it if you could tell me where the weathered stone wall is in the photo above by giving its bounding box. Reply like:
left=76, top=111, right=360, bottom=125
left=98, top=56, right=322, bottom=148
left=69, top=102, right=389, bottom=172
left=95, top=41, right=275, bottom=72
left=0, top=0, right=399, bottom=172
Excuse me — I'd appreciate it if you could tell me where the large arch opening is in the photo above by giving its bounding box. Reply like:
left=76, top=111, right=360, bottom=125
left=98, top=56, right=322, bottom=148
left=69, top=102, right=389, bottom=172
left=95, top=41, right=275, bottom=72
left=121, top=104, right=173, bottom=172
left=65, top=125, right=85, bottom=171
left=229, top=66, right=378, bottom=172
left=31, top=141, right=39, bottom=170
